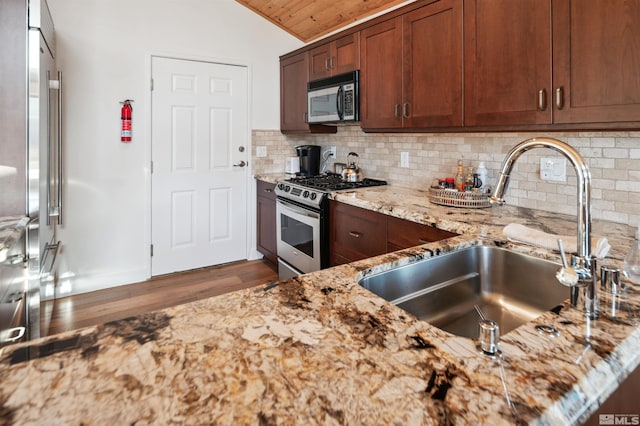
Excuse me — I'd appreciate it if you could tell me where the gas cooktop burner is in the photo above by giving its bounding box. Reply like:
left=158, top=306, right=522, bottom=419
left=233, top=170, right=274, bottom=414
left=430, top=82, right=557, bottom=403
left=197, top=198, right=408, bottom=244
left=275, top=173, right=387, bottom=209
left=287, top=173, right=387, bottom=191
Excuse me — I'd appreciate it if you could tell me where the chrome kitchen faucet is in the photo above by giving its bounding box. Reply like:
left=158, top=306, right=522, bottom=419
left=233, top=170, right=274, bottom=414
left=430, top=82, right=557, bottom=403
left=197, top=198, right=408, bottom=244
left=489, top=137, right=598, bottom=319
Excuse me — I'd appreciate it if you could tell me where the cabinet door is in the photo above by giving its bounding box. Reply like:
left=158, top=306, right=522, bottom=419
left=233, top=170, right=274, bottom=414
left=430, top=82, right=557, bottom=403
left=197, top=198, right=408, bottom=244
left=360, top=17, right=404, bottom=130
left=464, top=0, right=552, bottom=126
left=333, top=32, right=360, bottom=76
left=553, top=0, right=640, bottom=124
left=280, top=52, right=310, bottom=132
left=403, top=0, right=463, bottom=128
left=329, top=201, right=387, bottom=265
left=256, top=180, right=277, bottom=265
left=308, top=43, right=333, bottom=81
left=309, top=33, right=360, bottom=81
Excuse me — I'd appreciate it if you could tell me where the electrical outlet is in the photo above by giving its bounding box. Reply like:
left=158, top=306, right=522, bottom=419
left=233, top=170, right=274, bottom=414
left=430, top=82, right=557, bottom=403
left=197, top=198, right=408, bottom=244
left=329, top=146, right=337, bottom=158
left=256, top=146, right=267, bottom=158
left=400, top=151, right=409, bottom=168
left=540, top=157, right=566, bottom=182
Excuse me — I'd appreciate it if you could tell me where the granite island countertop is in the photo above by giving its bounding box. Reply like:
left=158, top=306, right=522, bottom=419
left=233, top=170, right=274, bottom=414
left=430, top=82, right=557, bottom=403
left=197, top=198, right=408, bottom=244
left=1, top=180, right=639, bottom=425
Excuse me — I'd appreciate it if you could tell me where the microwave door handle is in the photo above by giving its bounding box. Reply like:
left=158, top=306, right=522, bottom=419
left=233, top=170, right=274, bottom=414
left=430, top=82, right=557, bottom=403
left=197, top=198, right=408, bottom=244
left=336, top=86, right=344, bottom=120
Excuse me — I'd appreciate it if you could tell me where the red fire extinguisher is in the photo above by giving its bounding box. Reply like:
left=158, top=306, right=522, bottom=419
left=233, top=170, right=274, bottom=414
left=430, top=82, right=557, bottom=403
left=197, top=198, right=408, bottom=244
left=121, top=100, right=133, bottom=142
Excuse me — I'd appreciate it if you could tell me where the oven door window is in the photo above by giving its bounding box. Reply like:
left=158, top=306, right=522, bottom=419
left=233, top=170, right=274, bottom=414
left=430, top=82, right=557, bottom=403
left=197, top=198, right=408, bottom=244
left=280, top=215, right=314, bottom=258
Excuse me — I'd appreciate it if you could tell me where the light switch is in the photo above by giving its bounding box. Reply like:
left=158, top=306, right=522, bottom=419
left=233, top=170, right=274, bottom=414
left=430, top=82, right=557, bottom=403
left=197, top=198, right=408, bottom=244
left=256, top=146, right=267, bottom=157
left=540, top=157, right=566, bottom=182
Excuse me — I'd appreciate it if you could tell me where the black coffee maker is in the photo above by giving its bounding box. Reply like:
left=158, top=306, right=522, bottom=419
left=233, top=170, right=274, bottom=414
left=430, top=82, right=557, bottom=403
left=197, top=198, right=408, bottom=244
left=295, top=145, right=321, bottom=177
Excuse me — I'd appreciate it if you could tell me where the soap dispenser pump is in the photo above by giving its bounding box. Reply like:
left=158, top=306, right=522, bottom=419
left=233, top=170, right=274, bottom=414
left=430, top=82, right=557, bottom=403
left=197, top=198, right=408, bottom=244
left=623, top=226, right=640, bottom=285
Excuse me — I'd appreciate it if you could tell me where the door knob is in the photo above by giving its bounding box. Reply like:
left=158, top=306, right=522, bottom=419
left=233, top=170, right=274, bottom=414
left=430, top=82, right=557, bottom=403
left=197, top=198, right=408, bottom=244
left=233, top=160, right=247, bottom=167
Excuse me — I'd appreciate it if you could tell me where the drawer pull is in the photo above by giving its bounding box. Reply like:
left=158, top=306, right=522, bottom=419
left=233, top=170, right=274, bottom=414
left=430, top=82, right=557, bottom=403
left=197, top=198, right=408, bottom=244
left=418, top=238, right=430, bottom=244
left=263, top=188, right=273, bottom=193
left=348, top=231, right=362, bottom=238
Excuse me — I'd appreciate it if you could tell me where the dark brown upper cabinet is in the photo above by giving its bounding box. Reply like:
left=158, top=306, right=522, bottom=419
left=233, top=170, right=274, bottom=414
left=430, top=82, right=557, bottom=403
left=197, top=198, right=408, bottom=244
left=360, top=16, right=404, bottom=130
left=552, top=0, right=640, bottom=124
left=465, top=0, right=640, bottom=128
left=308, top=33, right=360, bottom=81
left=403, top=0, right=463, bottom=129
left=361, top=0, right=462, bottom=131
left=464, top=0, right=552, bottom=127
left=281, top=0, right=640, bottom=133
left=280, top=51, right=337, bottom=134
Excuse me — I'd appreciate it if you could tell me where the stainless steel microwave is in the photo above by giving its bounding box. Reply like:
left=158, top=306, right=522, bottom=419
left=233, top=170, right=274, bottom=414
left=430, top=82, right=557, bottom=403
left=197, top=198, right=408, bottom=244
left=307, top=70, right=359, bottom=124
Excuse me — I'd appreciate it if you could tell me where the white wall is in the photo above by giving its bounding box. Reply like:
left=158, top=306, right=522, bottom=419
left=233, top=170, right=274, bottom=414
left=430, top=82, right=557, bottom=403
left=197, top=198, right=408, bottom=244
left=48, top=0, right=302, bottom=296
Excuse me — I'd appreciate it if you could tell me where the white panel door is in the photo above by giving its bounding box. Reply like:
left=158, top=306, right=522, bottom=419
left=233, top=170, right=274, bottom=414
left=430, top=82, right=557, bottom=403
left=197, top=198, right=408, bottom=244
left=151, top=57, right=248, bottom=276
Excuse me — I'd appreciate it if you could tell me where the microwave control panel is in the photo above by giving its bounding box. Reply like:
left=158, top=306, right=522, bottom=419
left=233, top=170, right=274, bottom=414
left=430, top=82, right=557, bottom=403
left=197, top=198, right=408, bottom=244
left=343, top=83, right=354, bottom=118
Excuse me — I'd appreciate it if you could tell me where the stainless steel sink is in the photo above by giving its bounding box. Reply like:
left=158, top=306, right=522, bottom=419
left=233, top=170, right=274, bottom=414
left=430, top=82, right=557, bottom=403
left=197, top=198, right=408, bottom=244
left=359, top=246, right=567, bottom=338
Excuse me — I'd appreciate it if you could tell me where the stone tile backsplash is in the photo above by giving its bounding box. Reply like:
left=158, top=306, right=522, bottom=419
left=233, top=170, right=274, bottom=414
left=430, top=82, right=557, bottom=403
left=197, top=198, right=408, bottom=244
left=252, top=126, right=640, bottom=227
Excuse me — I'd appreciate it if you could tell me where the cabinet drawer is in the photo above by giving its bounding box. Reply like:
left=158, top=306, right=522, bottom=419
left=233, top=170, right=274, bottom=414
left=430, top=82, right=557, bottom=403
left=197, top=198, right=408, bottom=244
left=329, top=201, right=387, bottom=263
left=387, top=216, right=457, bottom=250
left=257, top=180, right=276, bottom=201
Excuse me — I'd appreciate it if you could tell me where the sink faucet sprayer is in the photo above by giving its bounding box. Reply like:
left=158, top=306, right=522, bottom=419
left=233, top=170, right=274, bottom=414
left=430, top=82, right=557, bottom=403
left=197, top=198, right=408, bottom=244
left=489, top=137, right=598, bottom=319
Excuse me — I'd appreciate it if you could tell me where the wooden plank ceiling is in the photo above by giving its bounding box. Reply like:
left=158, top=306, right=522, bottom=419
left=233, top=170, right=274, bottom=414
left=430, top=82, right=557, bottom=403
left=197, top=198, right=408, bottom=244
left=236, top=0, right=411, bottom=42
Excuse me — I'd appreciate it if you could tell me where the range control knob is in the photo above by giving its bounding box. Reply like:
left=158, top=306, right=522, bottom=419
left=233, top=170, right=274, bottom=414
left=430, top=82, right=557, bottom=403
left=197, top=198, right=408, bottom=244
left=284, top=185, right=291, bottom=192
left=303, top=190, right=310, bottom=198
left=277, top=183, right=285, bottom=190
left=309, top=193, right=317, bottom=201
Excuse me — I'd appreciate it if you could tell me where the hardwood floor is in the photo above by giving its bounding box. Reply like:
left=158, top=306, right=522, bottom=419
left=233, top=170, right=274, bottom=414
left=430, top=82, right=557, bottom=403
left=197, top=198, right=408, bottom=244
left=41, top=259, right=278, bottom=337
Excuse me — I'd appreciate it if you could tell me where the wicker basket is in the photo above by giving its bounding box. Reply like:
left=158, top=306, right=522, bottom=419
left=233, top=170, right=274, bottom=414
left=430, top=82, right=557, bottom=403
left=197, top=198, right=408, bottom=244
left=428, top=187, right=491, bottom=209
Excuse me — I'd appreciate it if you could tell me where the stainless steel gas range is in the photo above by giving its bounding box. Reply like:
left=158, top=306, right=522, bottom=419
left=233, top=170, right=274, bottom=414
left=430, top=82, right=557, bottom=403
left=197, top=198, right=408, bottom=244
left=274, top=174, right=387, bottom=280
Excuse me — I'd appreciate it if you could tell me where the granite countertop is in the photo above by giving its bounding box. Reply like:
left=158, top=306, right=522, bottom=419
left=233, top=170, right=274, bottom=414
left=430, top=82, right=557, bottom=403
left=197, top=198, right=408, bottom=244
left=1, top=180, right=639, bottom=425
left=0, top=216, right=29, bottom=263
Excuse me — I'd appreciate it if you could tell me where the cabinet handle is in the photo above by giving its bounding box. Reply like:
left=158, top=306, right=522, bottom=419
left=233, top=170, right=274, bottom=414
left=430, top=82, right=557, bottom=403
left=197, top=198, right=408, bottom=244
left=555, top=87, right=565, bottom=110
left=394, top=104, right=400, bottom=118
left=330, top=57, right=335, bottom=70
left=538, top=89, right=547, bottom=111
left=263, top=188, right=273, bottom=193
left=418, top=238, right=430, bottom=244
left=348, top=231, right=362, bottom=238
left=325, top=58, right=330, bottom=71
left=402, top=103, right=409, bottom=118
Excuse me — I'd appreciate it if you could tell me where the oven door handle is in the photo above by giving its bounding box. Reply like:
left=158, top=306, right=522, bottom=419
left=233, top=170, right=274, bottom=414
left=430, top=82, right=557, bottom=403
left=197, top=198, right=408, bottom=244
left=276, top=199, right=320, bottom=220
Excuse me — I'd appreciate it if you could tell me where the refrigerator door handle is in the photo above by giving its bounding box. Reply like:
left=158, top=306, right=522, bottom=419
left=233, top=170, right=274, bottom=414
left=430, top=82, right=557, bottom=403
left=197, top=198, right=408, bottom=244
left=46, top=70, right=52, bottom=226
left=47, top=72, right=62, bottom=225
left=56, top=71, right=62, bottom=226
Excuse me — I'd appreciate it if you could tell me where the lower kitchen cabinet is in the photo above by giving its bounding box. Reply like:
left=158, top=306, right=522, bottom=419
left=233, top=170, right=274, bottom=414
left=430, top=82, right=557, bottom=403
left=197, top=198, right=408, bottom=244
left=329, top=200, right=459, bottom=266
left=329, top=201, right=387, bottom=265
left=256, top=180, right=277, bottom=266
left=584, top=363, right=640, bottom=426
left=387, top=216, right=458, bottom=252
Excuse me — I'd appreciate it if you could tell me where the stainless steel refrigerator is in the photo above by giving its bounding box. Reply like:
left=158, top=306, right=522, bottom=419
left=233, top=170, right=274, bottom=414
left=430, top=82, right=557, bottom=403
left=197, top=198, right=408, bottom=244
left=0, top=0, right=63, bottom=342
